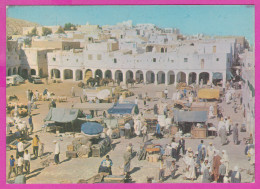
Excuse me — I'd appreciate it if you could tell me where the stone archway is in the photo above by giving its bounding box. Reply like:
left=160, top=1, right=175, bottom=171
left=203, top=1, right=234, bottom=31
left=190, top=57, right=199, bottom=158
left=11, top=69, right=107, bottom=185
left=13, top=68, right=17, bottom=75
left=51, top=69, right=61, bottom=79
left=167, top=71, right=175, bottom=85
left=188, top=72, right=197, bottom=85
left=157, top=71, right=165, bottom=84
left=126, top=70, right=134, bottom=82
left=30, top=69, right=36, bottom=75
left=177, top=71, right=186, bottom=83
left=199, top=72, right=209, bottom=85
left=21, top=69, right=28, bottom=79
left=7, top=68, right=12, bottom=76
left=115, top=70, right=123, bottom=84
left=146, top=71, right=155, bottom=84
left=85, top=69, right=93, bottom=81
left=136, top=70, right=144, bottom=83
left=75, top=70, right=83, bottom=81
left=105, top=70, right=112, bottom=79
left=95, top=69, right=103, bottom=79
left=64, top=69, right=73, bottom=80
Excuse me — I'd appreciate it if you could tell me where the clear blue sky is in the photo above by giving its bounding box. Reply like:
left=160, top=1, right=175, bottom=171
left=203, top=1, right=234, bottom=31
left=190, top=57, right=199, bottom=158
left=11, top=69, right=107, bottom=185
left=7, top=5, right=254, bottom=44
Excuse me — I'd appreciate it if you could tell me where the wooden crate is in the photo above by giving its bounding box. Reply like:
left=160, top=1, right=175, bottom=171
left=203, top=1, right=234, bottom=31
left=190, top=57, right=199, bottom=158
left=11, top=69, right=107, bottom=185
left=67, top=144, right=74, bottom=151
left=66, top=151, right=77, bottom=158
left=91, top=145, right=101, bottom=157
left=191, top=128, right=207, bottom=139
left=103, top=175, right=125, bottom=183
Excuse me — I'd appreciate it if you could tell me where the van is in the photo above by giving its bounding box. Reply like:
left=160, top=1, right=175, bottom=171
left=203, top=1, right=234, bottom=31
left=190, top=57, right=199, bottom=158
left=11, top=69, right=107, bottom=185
left=6, top=75, right=25, bottom=86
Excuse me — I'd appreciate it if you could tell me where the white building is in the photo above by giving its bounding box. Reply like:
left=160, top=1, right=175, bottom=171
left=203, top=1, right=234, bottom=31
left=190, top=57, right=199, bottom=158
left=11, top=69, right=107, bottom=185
left=240, top=49, right=255, bottom=137
left=6, top=40, right=21, bottom=76
left=47, top=38, right=235, bottom=88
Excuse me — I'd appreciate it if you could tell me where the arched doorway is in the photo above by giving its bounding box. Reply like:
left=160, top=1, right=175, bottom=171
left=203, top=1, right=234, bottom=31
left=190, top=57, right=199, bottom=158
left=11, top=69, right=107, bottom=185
left=136, top=70, right=143, bottom=83
left=39, top=69, right=43, bottom=77
left=157, top=71, right=165, bottom=84
left=167, top=71, right=175, bottom=85
left=85, top=69, right=93, bottom=81
left=199, top=72, right=209, bottom=85
left=30, top=69, right=36, bottom=75
left=115, top=70, right=123, bottom=83
left=13, top=68, right=17, bottom=75
left=161, top=48, right=164, bottom=53
left=126, top=70, right=134, bottom=82
left=21, top=69, right=28, bottom=79
left=105, top=70, right=112, bottom=79
left=18, top=67, right=21, bottom=75
left=188, top=72, right=197, bottom=85
left=51, top=69, right=61, bottom=79
left=63, top=69, right=73, bottom=80
left=146, top=71, right=155, bottom=84
left=7, top=68, right=12, bottom=76
left=95, top=69, right=103, bottom=79
left=76, top=70, right=83, bottom=81
left=177, top=72, right=186, bottom=83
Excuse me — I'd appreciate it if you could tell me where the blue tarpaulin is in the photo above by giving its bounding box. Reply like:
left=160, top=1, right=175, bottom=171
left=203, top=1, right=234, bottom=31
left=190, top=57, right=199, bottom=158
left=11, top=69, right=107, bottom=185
left=174, top=109, right=208, bottom=123
left=107, top=103, right=136, bottom=114
left=213, top=72, right=223, bottom=80
left=81, top=122, right=104, bottom=135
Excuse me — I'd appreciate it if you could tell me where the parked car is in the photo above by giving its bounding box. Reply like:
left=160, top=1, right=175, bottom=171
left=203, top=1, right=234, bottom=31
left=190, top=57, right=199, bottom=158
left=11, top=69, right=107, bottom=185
left=6, top=75, right=25, bottom=86
left=28, top=75, right=42, bottom=84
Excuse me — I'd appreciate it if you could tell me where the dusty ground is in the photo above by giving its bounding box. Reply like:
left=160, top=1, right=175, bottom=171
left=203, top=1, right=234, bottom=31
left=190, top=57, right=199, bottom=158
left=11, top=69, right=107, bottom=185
left=6, top=80, right=254, bottom=183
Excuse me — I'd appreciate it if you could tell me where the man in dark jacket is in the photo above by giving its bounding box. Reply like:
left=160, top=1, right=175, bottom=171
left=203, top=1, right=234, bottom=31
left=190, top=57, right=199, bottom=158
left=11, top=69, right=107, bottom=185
left=178, top=137, right=185, bottom=155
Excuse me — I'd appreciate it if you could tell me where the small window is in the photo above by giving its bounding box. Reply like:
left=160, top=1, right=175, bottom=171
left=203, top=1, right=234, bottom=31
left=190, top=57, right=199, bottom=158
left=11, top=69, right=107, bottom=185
left=114, top=58, right=117, bottom=63
left=213, top=46, right=216, bottom=53
left=53, top=57, right=56, bottom=61
left=45, top=54, right=47, bottom=58
left=184, top=58, right=188, bottom=62
left=76, top=59, right=78, bottom=62
left=97, top=54, right=102, bottom=60
left=153, top=58, right=156, bottom=62
left=67, top=59, right=69, bottom=61
left=171, top=60, right=174, bottom=63
left=88, top=54, right=92, bottom=60
left=216, top=58, right=219, bottom=61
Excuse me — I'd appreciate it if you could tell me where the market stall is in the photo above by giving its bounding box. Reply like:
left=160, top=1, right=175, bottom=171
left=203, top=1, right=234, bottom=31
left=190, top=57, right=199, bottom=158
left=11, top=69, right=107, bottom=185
left=173, top=109, right=208, bottom=138
left=44, top=107, right=85, bottom=132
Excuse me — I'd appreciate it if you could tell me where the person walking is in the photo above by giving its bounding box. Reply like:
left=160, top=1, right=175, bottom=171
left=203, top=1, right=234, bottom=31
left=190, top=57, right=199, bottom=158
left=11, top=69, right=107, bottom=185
left=28, top=115, right=33, bottom=135
left=123, top=146, right=132, bottom=175
left=212, top=150, right=221, bottom=182
left=207, top=142, right=215, bottom=164
left=53, top=140, right=60, bottom=165
left=218, top=159, right=226, bottom=183
left=124, top=121, right=131, bottom=139
left=32, top=135, right=40, bottom=158
left=231, top=166, right=241, bottom=183
left=202, top=165, right=211, bottom=183
left=24, top=150, right=31, bottom=174
left=27, top=101, right=32, bottom=115
left=233, top=123, right=239, bottom=145
left=17, top=139, right=24, bottom=158
left=8, top=155, right=17, bottom=179
left=141, top=124, right=148, bottom=142
left=17, top=155, right=24, bottom=175
left=99, top=155, right=113, bottom=175
left=179, top=137, right=186, bottom=155
left=164, top=88, right=168, bottom=99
